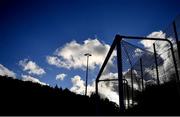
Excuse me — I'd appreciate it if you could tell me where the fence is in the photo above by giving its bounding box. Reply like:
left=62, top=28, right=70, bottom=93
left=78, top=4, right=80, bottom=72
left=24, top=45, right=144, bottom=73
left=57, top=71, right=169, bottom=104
left=95, top=15, right=180, bottom=112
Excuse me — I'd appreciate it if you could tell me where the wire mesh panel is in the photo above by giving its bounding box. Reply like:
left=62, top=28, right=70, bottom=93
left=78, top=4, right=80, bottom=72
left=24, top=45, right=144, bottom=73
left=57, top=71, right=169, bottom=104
left=96, top=15, right=180, bottom=111
left=162, top=16, right=180, bottom=79
left=96, top=34, right=180, bottom=112
left=121, top=40, right=156, bottom=89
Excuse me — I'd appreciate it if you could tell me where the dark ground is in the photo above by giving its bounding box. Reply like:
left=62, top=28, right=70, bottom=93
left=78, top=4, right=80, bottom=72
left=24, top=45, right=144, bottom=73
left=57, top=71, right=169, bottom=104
left=0, top=75, right=180, bottom=115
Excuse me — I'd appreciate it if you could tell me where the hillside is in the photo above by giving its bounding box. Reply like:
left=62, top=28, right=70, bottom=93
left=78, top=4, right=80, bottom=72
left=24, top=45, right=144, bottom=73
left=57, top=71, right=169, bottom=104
left=1, top=75, right=180, bottom=115
left=0, top=76, right=119, bottom=115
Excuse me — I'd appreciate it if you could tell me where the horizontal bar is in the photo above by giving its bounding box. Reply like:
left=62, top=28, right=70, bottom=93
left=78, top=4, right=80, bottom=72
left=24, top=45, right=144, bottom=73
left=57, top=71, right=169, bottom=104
left=120, top=35, right=171, bottom=43
left=98, top=78, right=128, bottom=84
left=98, top=79, right=118, bottom=82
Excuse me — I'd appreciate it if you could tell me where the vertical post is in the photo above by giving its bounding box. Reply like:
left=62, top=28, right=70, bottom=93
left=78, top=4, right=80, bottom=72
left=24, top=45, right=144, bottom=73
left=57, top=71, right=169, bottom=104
left=123, top=79, right=130, bottom=109
left=130, top=68, right=134, bottom=105
left=95, top=79, right=99, bottom=115
left=95, top=80, right=98, bottom=95
left=140, top=58, right=144, bottom=90
left=116, top=35, right=125, bottom=112
left=153, top=43, right=160, bottom=85
left=123, top=82, right=126, bottom=109
left=126, top=81, right=130, bottom=109
left=173, top=21, right=180, bottom=61
left=85, top=56, right=89, bottom=96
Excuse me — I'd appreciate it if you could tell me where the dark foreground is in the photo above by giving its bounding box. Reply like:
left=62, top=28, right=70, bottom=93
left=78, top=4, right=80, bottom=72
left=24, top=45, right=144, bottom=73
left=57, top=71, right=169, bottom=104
left=0, top=76, right=180, bottom=115
left=0, top=76, right=119, bottom=116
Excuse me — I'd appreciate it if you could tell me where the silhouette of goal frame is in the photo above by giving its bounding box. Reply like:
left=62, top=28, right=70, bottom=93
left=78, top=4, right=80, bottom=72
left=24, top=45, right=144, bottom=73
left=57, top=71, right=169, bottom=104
left=95, top=34, right=180, bottom=112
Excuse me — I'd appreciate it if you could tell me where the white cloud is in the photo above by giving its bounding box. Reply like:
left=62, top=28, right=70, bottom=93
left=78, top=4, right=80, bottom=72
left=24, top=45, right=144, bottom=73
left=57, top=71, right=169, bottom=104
left=139, top=31, right=166, bottom=51
left=47, top=38, right=116, bottom=70
left=0, top=64, right=16, bottom=78
left=21, top=74, right=48, bottom=86
left=70, top=75, right=119, bottom=105
left=19, top=59, right=45, bottom=75
left=46, top=56, right=71, bottom=69
left=140, top=30, right=174, bottom=53
left=70, top=75, right=86, bottom=95
left=56, top=73, right=67, bottom=80
left=134, top=48, right=143, bottom=57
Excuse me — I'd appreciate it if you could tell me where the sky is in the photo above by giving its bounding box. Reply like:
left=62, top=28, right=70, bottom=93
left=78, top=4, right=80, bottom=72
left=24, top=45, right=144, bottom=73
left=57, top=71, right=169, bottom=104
left=0, top=0, right=180, bottom=104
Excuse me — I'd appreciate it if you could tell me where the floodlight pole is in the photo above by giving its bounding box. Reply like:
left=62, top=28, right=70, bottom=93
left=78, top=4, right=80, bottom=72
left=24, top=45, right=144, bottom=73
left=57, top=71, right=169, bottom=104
left=84, top=53, right=92, bottom=96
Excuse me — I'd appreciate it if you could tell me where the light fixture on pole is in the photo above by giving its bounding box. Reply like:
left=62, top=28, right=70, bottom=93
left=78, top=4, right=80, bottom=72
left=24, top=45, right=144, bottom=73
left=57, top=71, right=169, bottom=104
left=84, top=53, right=92, bottom=96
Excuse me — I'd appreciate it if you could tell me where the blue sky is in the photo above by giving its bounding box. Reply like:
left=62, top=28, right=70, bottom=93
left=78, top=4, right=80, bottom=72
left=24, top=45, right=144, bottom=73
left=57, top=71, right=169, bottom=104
left=0, top=0, right=180, bottom=93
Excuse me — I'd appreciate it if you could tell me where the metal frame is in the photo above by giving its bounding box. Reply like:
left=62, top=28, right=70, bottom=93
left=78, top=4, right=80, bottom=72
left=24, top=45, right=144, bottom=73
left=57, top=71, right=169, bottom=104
left=95, top=34, right=179, bottom=112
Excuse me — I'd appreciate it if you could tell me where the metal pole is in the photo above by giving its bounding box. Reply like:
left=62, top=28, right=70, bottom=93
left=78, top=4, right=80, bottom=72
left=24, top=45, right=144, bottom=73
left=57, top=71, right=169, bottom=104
left=173, top=21, right=180, bottom=62
left=123, top=81, right=126, bottom=109
left=169, top=42, right=180, bottom=81
left=140, top=58, right=144, bottom=90
left=84, top=53, right=91, bottom=96
left=95, top=79, right=99, bottom=115
left=130, top=68, right=134, bottom=105
left=123, top=79, right=130, bottom=109
left=95, top=80, right=98, bottom=95
left=153, top=43, right=160, bottom=85
left=85, top=56, right=89, bottom=96
left=126, top=82, right=130, bottom=109
left=116, top=35, right=125, bottom=112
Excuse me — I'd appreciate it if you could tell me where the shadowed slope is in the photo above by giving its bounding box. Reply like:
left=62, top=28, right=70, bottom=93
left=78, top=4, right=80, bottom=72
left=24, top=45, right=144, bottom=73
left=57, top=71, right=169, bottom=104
left=0, top=76, right=119, bottom=115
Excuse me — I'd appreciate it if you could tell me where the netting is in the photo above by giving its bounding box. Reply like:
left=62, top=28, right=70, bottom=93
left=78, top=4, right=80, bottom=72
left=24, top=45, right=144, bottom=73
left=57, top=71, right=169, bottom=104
left=96, top=15, right=180, bottom=110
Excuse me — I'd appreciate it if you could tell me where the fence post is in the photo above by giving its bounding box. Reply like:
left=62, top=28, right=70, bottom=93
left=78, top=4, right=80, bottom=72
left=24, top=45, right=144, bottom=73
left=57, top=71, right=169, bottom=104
left=116, top=35, right=125, bottom=112
left=95, top=80, right=98, bottom=96
left=126, top=81, right=130, bottom=109
left=169, top=41, right=180, bottom=81
left=140, top=58, right=144, bottom=90
left=173, top=21, right=180, bottom=62
left=153, top=43, right=160, bottom=85
left=123, top=79, right=130, bottom=109
left=130, top=68, right=134, bottom=105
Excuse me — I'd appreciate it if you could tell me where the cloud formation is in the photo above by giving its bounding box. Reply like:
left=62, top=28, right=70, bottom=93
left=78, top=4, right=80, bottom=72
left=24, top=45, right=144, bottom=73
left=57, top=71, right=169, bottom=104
left=47, top=38, right=115, bottom=70
left=56, top=73, right=67, bottom=80
left=21, top=74, right=48, bottom=86
left=70, top=75, right=86, bottom=94
left=140, top=31, right=166, bottom=51
left=140, top=30, right=175, bottom=53
left=0, top=64, right=16, bottom=78
left=70, top=75, right=119, bottom=105
left=19, top=59, right=45, bottom=76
